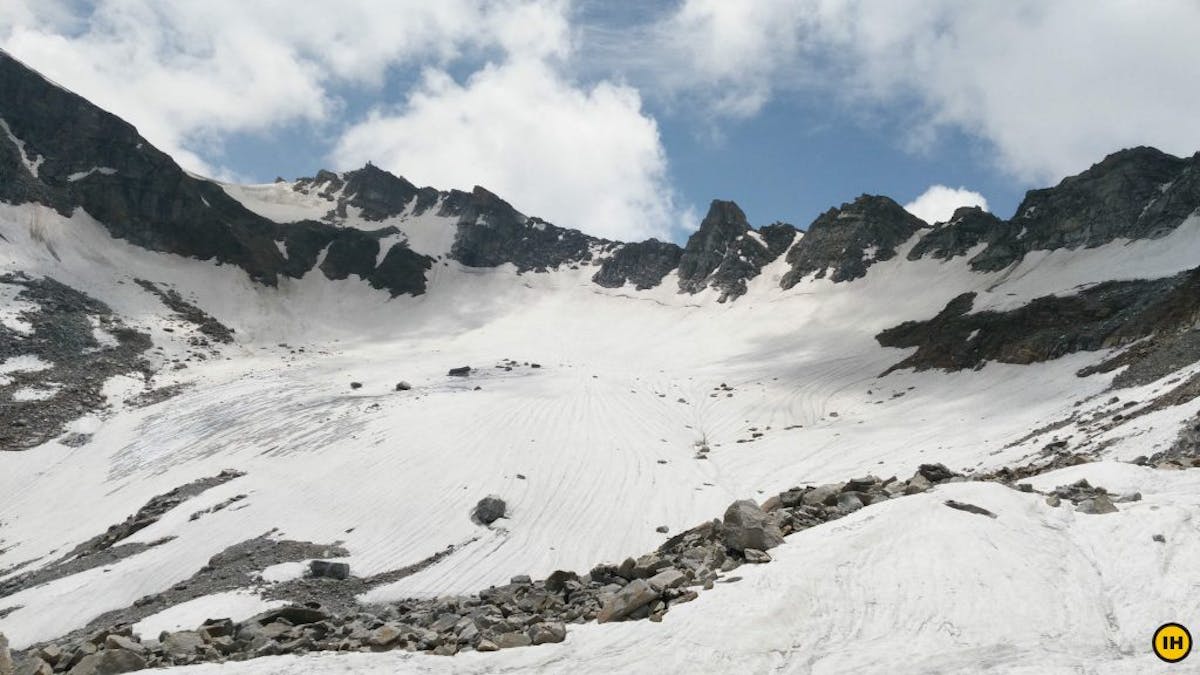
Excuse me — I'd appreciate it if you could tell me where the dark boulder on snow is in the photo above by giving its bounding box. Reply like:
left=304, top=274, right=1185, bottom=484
left=448, top=366, right=472, bottom=377
left=309, top=560, right=350, bottom=580
left=473, top=495, right=507, bottom=525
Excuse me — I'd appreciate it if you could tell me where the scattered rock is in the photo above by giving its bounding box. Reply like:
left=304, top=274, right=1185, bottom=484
left=655, top=525, right=669, bottom=534
left=395, top=381, right=412, bottom=391
left=349, top=382, right=362, bottom=390
left=1153, top=534, right=1166, bottom=543
left=448, top=366, right=471, bottom=377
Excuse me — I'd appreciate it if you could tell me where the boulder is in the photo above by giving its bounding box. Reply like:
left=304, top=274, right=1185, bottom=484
left=722, top=500, right=785, bottom=552
left=544, top=569, right=579, bottom=593
left=801, top=484, right=840, bottom=507
left=101, top=636, right=144, bottom=655
left=904, top=474, right=933, bottom=495
left=597, top=579, right=660, bottom=623
left=527, top=622, right=566, bottom=645
left=246, top=606, right=330, bottom=626
left=1076, top=495, right=1119, bottom=515
left=473, top=496, right=507, bottom=525
left=743, top=548, right=772, bottom=564
left=65, top=649, right=146, bottom=675
left=647, top=568, right=686, bottom=591
left=493, top=632, right=532, bottom=649
left=160, top=631, right=204, bottom=659
left=448, top=366, right=472, bottom=377
left=395, top=381, right=412, bottom=391
left=15, top=658, right=52, bottom=675
left=917, top=463, right=958, bottom=483
left=309, top=559, right=350, bottom=580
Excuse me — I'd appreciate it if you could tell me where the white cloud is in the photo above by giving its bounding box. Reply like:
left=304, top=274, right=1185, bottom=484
left=0, top=0, right=570, bottom=175
left=644, top=0, right=1200, bottom=181
left=904, top=185, right=989, bottom=225
left=333, top=58, right=677, bottom=241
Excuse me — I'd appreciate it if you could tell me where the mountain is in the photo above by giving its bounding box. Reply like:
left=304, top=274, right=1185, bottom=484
left=3, top=49, right=1200, bottom=674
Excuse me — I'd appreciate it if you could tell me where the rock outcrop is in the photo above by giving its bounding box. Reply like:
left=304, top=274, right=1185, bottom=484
left=677, top=200, right=796, bottom=300
left=781, top=195, right=925, bottom=288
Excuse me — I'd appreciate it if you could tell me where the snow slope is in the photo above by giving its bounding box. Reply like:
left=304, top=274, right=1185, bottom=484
left=2, top=198, right=1199, bottom=671
left=160, top=463, right=1200, bottom=674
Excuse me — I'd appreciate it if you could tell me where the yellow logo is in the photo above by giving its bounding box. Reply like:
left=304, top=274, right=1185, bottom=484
left=1153, top=623, right=1192, bottom=663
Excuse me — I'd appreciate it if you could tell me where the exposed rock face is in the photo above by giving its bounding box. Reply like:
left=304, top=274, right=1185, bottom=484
left=592, top=239, right=683, bottom=290
left=446, top=187, right=607, bottom=272
left=906, top=206, right=1007, bottom=261
left=971, top=147, right=1200, bottom=271
left=0, top=51, right=283, bottom=284
left=781, top=195, right=925, bottom=288
left=876, top=266, right=1200, bottom=373
left=677, top=201, right=796, bottom=300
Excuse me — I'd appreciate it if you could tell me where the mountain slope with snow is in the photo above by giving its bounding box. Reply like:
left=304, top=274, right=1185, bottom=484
left=2, top=49, right=1200, bottom=673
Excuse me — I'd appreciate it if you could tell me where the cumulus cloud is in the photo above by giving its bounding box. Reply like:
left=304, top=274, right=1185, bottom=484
left=903, top=185, right=989, bottom=225
left=643, top=0, right=1200, bottom=181
left=333, top=59, right=677, bottom=241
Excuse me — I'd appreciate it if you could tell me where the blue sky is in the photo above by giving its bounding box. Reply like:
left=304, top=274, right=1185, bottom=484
left=4, top=1, right=1200, bottom=242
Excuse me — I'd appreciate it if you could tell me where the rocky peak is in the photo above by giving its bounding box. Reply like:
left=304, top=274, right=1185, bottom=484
left=445, top=186, right=609, bottom=272
left=677, top=200, right=796, bottom=301
left=781, top=194, right=925, bottom=288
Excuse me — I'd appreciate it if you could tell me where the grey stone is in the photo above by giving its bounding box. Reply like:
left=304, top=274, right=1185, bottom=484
left=101, top=636, right=144, bottom=655
left=65, top=649, right=145, bottom=675
left=722, top=500, right=785, bottom=552
left=15, top=658, right=51, bottom=675
left=527, top=622, right=566, bottom=645
left=743, top=548, right=772, bottom=564
left=943, top=500, right=997, bottom=518
left=493, top=632, right=532, bottom=649
left=448, top=366, right=472, bottom=377
left=802, top=484, right=840, bottom=507
left=160, top=631, right=204, bottom=658
left=1076, top=496, right=1119, bottom=515
left=597, top=579, right=660, bottom=623
left=1045, top=495, right=1062, bottom=507
left=647, top=568, right=686, bottom=591
left=473, top=496, right=506, bottom=525
left=395, top=381, right=412, bottom=391
left=905, top=474, right=933, bottom=495
left=836, top=492, right=864, bottom=514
